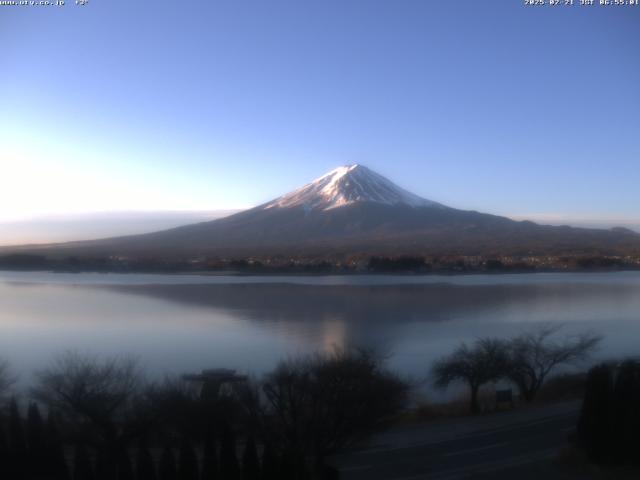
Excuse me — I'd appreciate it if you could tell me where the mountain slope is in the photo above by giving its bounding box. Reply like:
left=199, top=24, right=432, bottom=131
left=6, top=165, right=640, bottom=258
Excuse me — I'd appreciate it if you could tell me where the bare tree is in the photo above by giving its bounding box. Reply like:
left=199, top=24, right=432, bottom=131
left=432, top=338, right=509, bottom=414
left=248, top=348, right=409, bottom=470
left=31, top=351, right=142, bottom=446
left=506, top=325, right=602, bottom=403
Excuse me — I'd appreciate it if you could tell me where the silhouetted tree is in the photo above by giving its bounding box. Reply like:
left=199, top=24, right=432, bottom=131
left=506, top=326, right=601, bottom=403
left=95, top=447, right=110, bottom=480
left=27, top=402, right=47, bottom=477
left=8, top=398, right=27, bottom=480
left=0, top=418, right=9, bottom=480
left=158, top=445, right=177, bottom=480
left=278, top=450, right=295, bottom=480
left=27, top=403, right=45, bottom=448
left=219, top=424, right=240, bottom=480
left=241, top=436, right=260, bottom=480
left=432, top=338, right=509, bottom=414
left=73, top=444, right=95, bottom=480
left=178, top=437, right=199, bottom=480
left=577, top=364, right=614, bottom=464
left=611, top=360, right=640, bottom=464
left=200, top=431, right=218, bottom=480
left=32, top=352, right=142, bottom=449
left=260, top=443, right=278, bottom=480
left=143, top=378, right=204, bottom=442
left=136, top=437, right=156, bottom=480
left=9, top=399, right=26, bottom=451
left=95, top=446, right=117, bottom=480
left=45, top=412, right=70, bottom=480
left=258, top=348, right=408, bottom=468
left=116, top=448, right=134, bottom=480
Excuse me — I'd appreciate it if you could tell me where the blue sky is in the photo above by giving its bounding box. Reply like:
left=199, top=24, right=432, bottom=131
left=1, top=0, right=639, bottom=228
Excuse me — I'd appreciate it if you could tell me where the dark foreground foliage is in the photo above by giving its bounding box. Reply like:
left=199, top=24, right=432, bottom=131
left=577, top=360, right=640, bottom=466
left=0, top=348, right=408, bottom=480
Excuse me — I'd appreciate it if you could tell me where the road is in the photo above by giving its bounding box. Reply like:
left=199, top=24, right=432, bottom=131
left=331, top=401, right=581, bottom=480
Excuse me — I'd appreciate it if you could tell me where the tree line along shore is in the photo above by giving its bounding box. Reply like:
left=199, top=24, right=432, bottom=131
left=1, top=253, right=640, bottom=274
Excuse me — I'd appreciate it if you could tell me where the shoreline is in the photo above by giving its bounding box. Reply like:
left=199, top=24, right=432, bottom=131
left=1, top=267, right=640, bottom=277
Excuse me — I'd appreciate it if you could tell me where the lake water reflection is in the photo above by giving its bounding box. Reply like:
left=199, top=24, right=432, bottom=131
left=0, top=271, right=639, bottom=392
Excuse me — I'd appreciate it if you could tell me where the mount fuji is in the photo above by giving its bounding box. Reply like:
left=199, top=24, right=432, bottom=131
left=7, top=165, right=640, bottom=258
left=261, top=164, right=443, bottom=211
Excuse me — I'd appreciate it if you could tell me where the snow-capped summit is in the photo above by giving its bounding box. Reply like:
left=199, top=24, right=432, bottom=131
left=263, top=164, right=442, bottom=211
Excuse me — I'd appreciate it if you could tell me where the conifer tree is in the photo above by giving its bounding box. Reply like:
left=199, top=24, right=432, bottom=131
left=577, top=363, right=613, bottom=464
left=45, top=412, right=70, bottom=480
left=73, top=444, right=95, bottom=480
left=95, top=447, right=115, bottom=480
left=136, top=437, right=156, bottom=480
left=278, top=449, right=294, bottom=480
left=27, top=402, right=46, bottom=477
left=9, top=398, right=26, bottom=453
left=632, top=363, right=640, bottom=467
left=27, top=403, right=45, bottom=454
left=0, top=419, right=9, bottom=480
left=159, top=445, right=177, bottom=480
left=116, top=447, right=134, bottom=480
left=260, top=443, right=278, bottom=480
left=178, top=437, right=199, bottom=480
left=8, top=398, right=26, bottom=480
left=611, top=360, right=640, bottom=464
left=200, top=431, right=218, bottom=480
left=241, top=436, right=260, bottom=480
left=219, top=424, right=239, bottom=480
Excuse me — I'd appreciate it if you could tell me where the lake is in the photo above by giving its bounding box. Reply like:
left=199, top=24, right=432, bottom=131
left=1, top=270, right=639, bottom=395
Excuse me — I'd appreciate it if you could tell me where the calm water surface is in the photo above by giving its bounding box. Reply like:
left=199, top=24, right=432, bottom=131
left=1, top=271, right=639, bottom=391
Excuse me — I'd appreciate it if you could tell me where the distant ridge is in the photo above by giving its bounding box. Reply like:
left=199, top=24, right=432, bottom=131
left=3, top=165, right=640, bottom=259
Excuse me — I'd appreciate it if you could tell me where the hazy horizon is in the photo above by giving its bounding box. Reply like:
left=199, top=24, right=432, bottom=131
left=1, top=206, right=638, bottom=248
left=0, top=210, right=239, bottom=247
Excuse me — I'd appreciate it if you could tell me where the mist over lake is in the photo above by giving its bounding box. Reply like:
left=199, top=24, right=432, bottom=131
left=1, top=271, right=639, bottom=393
